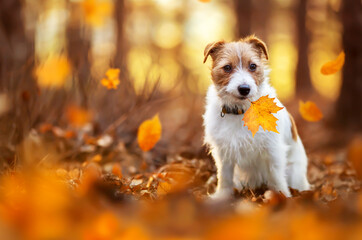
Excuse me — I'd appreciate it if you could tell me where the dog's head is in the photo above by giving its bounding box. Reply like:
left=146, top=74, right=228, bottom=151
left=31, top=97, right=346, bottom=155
left=204, top=35, right=269, bottom=107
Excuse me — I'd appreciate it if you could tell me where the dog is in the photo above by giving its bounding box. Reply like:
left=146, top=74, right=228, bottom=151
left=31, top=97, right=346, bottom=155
left=203, top=35, right=310, bottom=199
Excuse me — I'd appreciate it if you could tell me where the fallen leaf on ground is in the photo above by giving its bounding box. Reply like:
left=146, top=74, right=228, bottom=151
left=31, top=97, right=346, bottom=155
left=321, top=51, right=345, bottom=75
left=299, top=101, right=323, bottom=122
left=157, top=181, right=172, bottom=195
left=66, top=106, right=92, bottom=127
left=112, top=163, right=122, bottom=179
left=243, top=95, right=284, bottom=137
left=91, top=154, right=102, bottom=162
left=137, top=114, right=162, bottom=151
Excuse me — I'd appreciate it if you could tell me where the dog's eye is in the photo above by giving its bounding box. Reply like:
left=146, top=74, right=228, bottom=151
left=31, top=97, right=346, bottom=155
left=223, top=65, right=232, bottom=73
left=249, top=63, right=257, bottom=71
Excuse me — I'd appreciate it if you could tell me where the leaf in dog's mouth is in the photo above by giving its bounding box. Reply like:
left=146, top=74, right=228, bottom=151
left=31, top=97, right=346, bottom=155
left=242, top=95, right=284, bottom=137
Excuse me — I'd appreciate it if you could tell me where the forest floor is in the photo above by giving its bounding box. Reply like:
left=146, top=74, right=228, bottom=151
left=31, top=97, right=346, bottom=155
left=0, top=95, right=361, bottom=239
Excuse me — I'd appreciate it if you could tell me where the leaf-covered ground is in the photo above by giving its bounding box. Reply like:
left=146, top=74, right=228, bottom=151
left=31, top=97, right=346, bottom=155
left=1, top=120, right=360, bottom=239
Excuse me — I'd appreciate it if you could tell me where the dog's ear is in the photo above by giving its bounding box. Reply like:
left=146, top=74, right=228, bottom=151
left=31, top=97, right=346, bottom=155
left=244, top=35, right=269, bottom=60
left=203, top=41, right=225, bottom=63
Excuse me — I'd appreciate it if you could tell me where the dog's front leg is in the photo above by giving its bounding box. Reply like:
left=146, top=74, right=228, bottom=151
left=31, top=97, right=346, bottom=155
left=267, top=144, right=291, bottom=197
left=210, top=155, right=235, bottom=200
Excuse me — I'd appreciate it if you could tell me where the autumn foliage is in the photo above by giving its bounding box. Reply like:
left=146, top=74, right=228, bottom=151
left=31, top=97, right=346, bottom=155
left=243, top=95, right=284, bottom=137
left=320, top=51, right=345, bottom=75
left=137, top=115, right=162, bottom=151
left=0, top=0, right=360, bottom=239
left=299, top=101, right=323, bottom=122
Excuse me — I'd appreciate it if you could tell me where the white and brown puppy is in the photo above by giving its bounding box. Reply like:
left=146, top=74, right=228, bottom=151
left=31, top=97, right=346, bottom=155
left=203, top=36, right=310, bottom=199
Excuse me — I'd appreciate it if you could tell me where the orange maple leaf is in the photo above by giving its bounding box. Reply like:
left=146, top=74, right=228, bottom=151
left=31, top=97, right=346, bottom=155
left=101, top=68, right=120, bottom=89
left=299, top=101, right=323, bottom=122
left=321, top=51, right=345, bottom=75
left=242, top=95, right=284, bottom=137
left=137, top=114, right=162, bottom=151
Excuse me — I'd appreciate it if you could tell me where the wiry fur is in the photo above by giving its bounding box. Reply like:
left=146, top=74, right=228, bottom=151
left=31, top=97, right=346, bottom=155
left=203, top=36, right=310, bottom=199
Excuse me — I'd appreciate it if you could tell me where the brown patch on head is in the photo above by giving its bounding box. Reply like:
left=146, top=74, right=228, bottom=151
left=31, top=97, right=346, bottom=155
left=243, top=35, right=269, bottom=60
left=288, top=113, right=299, bottom=141
left=203, top=41, right=225, bottom=63
left=205, top=36, right=269, bottom=88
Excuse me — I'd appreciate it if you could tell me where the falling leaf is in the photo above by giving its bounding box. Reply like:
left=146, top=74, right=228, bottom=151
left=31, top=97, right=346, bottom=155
left=242, top=95, right=284, bottom=137
left=66, top=106, right=92, bottom=127
left=36, top=55, right=71, bottom=88
left=81, top=0, right=113, bottom=27
left=137, top=114, right=162, bottom=151
left=321, top=51, right=345, bottom=75
left=101, top=68, right=120, bottom=89
left=299, top=101, right=323, bottom=122
left=105, top=68, right=120, bottom=80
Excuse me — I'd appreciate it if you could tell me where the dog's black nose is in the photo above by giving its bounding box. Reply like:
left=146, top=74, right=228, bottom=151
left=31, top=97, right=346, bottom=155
left=238, top=84, right=250, bottom=96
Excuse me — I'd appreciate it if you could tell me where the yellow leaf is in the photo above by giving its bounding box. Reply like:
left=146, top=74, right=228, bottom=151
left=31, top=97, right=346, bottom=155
left=137, top=114, right=162, bottom=151
left=199, top=0, right=212, bottom=2
left=299, top=101, right=323, bottom=122
left=36, top=55, right=71, bottom=88
left=81, top=0, right=113, bottom=27
left=101, top=78, right=120, bottom=89
left=242, top=95, right=284, bottom=137
left=101, top=68, right=120, bottom=89
left=320, top=51, right=345, bottom=75
left=105, top=68, right=120, bottom=80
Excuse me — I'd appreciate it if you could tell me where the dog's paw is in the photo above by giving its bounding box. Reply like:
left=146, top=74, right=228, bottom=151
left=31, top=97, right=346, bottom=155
left=209, top=189, right=233, bottom=201
left=279, top=188, right=291, bottom=198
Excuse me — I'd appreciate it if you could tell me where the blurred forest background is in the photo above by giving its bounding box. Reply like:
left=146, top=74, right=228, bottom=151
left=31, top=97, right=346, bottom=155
left=0, top=0, right=361, bottom=155
left=0, top=0, right=361, bottom=239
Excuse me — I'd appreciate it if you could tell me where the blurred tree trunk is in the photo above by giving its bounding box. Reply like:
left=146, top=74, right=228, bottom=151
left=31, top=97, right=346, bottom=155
left=112, top=0, right=135, bottom=99
left=253, top=0, right=270, bottom=41
left=234, top=0, right=252, bottom=38
left=0, top=0, right=36, bottom=147
left=295, top=0, right=313, bottom=96
left=336, top=0, right=362, bottom=129
left=66, top=3, right=91, bottom=108
left=114, top=0, right=126, bottom=68
left=0, top=0, right=32, bottom=84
